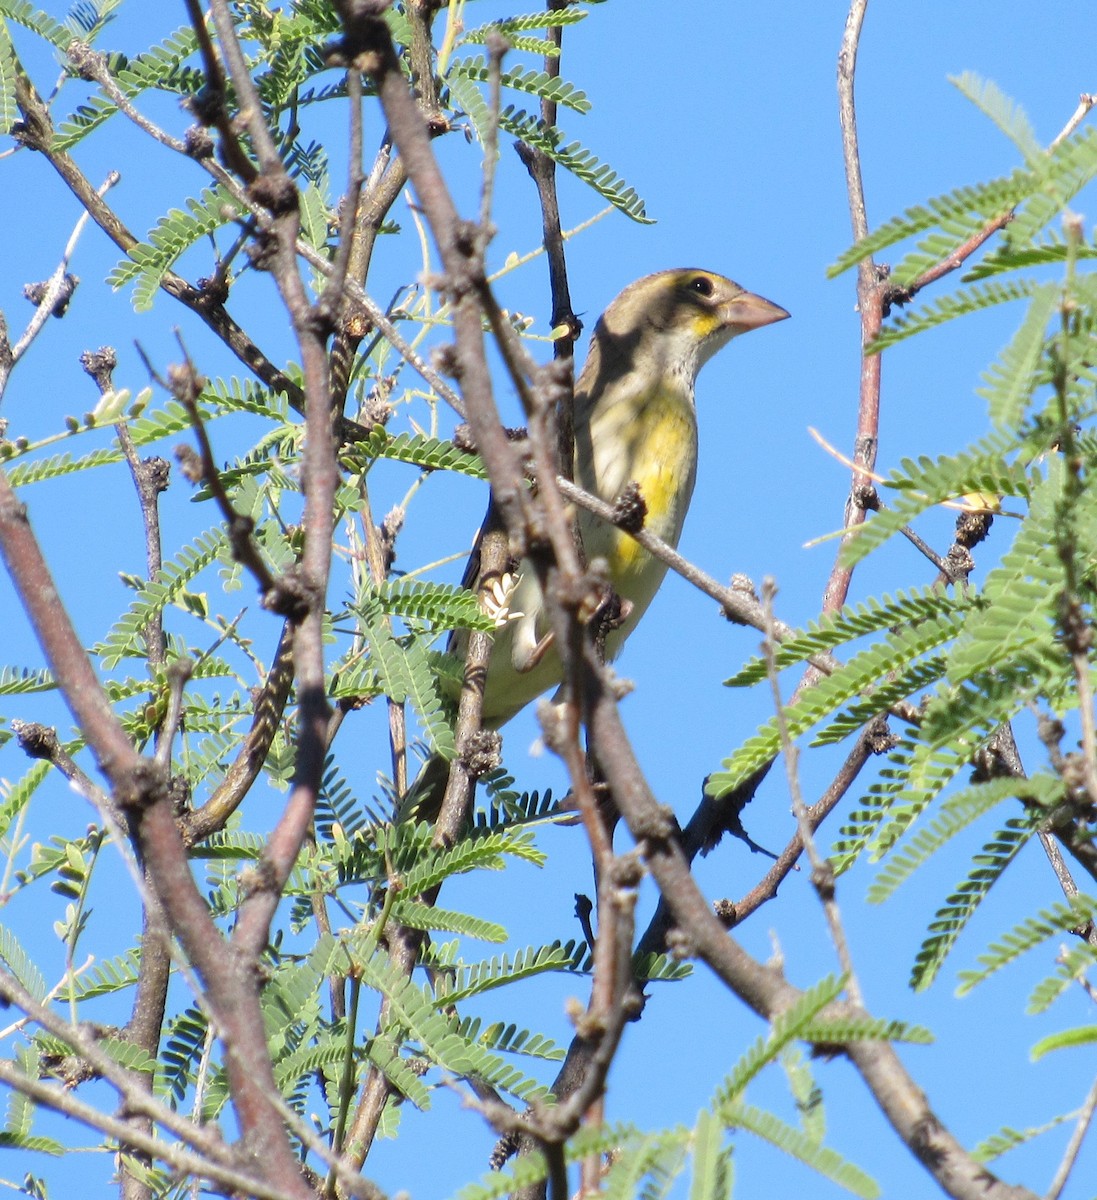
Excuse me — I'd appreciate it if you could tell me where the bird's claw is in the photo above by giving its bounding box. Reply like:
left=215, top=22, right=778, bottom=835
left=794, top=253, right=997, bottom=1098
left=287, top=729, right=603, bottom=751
left=482, top=572, right=525, bottom=628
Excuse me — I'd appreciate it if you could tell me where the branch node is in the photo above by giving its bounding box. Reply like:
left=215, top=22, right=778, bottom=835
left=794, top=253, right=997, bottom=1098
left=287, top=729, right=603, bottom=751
left=12, top=719, right=61, bottom=761
left=810, top=860, right=837, bottom=901
left=115, top=758, right=170, bottom=814
left=431, top=342, right=461, bottom=378
left=721, top=573, right=759, bottom=621
left=629, top=804, right=676, bottom=842
left=610, top=481, right=647, bottom=535
left=665, top=926, right=696, bottom=960
left=853, top=482, right=879, bottom=511
left=457, top=729, right=502, bottom=780
left=248, top=173, right=299, bottom=219
left=79, top=346, right=117, bottom=392
left=262, top=565, right=317, bottom=621
left=609, top=850, right=644, bottom=890
left=183, top=124, right=215, bottom=159
left=24, top=274, right=78, bottom=318
left=65, top=39, right=104, bottom=82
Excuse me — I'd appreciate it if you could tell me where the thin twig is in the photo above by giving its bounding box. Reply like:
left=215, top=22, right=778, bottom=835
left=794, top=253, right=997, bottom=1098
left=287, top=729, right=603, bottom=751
left=725, top=722, right=884, bottom=928
left=10, top=70, right=300, bottom=403
left=826, top=0, right=885, bottom=615
left=1045, top=1073, right=1097, bottom=1200
left=895, top=93, right=1097, bottom=305
left=0, top=971, right=234, bottom=1166
left=355, top=478, right=410, bottom=800
left=478, top=32, right=506, bottom=234
left=0, top=1058, right=303, bottom=1200
left=163, top=354, right=281, bottom=602
left=182, top=624, right=296, bottom=843
left=154, top=660, right=193, bottom=770
left=1050, top=93, right=1097, bottom=148
left=761, top=580, right=863, bottom=1004
left=68, top=41, right=187, bottom=153
left=319, top=64, right=366, bottom=326
left=0, top=172, right=118, bottom=402
left=590, top=668, right=1038, bottom=1200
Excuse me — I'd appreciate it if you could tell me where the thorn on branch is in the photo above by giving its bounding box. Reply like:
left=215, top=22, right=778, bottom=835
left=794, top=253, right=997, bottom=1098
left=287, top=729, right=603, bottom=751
left=575, top=892, right=596, bottom=949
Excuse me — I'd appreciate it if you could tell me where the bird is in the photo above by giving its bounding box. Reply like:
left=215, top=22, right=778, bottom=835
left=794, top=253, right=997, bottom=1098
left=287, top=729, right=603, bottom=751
left=405, top=268, right=788, bottom=816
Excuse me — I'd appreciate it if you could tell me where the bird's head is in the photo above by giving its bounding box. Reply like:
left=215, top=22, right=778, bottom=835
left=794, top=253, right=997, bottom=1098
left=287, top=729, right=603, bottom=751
left=589, top=269, right=789, bottom=388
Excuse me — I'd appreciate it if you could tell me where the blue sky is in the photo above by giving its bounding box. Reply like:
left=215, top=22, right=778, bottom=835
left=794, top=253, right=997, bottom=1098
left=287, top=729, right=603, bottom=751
left=3, top=2, right=1097, bottom=1198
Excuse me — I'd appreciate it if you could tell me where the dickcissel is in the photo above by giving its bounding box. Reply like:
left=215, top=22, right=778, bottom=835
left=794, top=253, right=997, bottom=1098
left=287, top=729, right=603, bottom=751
left=407, top=269, right=787, bottom=813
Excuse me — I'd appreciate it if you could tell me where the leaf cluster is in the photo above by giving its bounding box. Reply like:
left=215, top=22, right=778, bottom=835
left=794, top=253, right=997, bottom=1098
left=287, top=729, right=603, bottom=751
left=713, top=76, right=1097, bottom=1085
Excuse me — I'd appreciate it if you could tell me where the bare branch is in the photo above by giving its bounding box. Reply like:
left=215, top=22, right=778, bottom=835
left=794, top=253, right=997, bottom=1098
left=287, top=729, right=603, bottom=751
left=0, top=173, right=115, bottom=404
left=825, top=0, right=886, bottom=615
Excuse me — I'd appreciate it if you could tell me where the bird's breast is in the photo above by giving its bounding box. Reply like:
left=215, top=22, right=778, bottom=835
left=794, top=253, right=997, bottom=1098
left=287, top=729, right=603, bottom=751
left=578, top=382, right=698, bottom=638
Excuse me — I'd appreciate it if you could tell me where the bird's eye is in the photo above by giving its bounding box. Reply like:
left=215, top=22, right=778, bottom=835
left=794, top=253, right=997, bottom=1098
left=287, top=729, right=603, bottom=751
left=688, top=275, right=714, bottom=298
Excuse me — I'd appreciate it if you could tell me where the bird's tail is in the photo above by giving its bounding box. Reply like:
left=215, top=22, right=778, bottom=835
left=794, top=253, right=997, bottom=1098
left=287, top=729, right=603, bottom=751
left=393, top=750, right=453, bottom=825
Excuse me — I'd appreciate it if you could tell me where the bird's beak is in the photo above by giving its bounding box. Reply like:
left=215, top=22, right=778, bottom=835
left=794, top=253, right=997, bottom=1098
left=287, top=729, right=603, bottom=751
left=724, top=291, right=790, bottom=332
